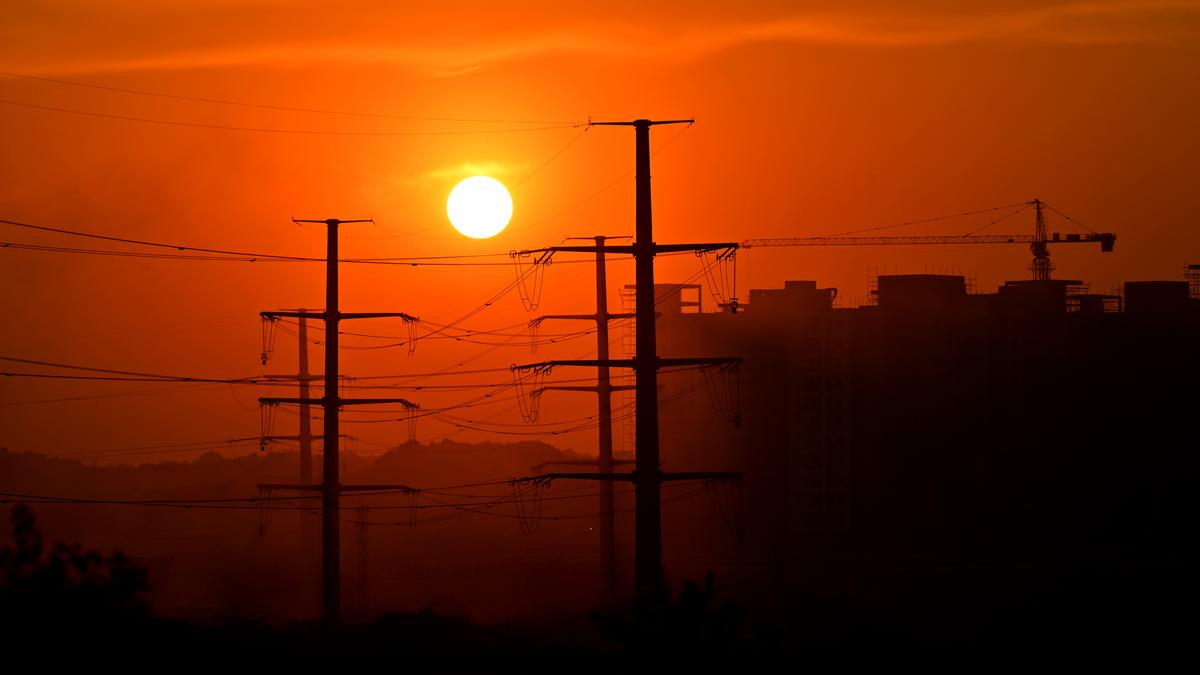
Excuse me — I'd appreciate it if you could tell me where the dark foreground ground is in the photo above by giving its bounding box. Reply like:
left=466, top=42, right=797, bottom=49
left=3, top=571, right=1191, bottom=666
left=2, top=502, right=1191, bottom=665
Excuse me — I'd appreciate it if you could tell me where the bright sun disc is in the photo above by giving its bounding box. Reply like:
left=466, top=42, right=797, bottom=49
left=447, top=176, right=512, bottom=239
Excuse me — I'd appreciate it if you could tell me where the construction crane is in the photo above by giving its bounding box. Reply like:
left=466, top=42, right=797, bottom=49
left=742, top=199, right=1115, bottom=281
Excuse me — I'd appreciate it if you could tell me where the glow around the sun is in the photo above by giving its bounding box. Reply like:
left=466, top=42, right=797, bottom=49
left=447, top=176, right=513, bottom=239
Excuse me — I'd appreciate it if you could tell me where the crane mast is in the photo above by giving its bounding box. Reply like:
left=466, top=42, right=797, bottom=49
left=1031, top=198, right=1052, bottom=281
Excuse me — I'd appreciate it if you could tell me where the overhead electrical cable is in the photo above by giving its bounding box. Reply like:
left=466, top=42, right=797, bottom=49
left=0, top=97, right=581, bottom=135
left=825, top=201, right=1033, bottom=237
left=0, top=70, right=579, bottom=125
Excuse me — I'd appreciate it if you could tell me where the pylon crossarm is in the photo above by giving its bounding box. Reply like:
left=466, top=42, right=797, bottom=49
left=531, top=459, right=634, bottom=472
left=532, top=472, right=637, bottom=482
left=260, top=310, right=416, bottom=321
left=517, top=243, right=737, bottom=259
left=509, top=248, right=556, bottom=262
left=256, top=483, right=417, bottom=495
left=260, top=397, right=322, bottom=405
left=653, top=242, right=739, bottom=254
left=512, top=358, right=641, bottom=371
left=341, top=484, right=418, bottom=494
left=534, top=312, right=635, bottom=323
left=546, top=359, right=636, bottom=369
left=259, top=373, right=324, bottom=381
left=338, top=398, right=418, bottom=408
left=511, top=471, right=741, bottom=483
left=339, top=312, right=418, bottom=321
left=659, top=357, right=741, bottom=368
left=537, top=384, right=636, bottom=394
left=589, top=119, right=694, bottom=127
left=511, top=361, right=553, bottom=373
left=258, top=396, right=418, bottom=408
left=261, top=310, right=326, bottom=319
left=516, top=245, right=608, bottom=256
left=258, top=482, right=322, bottom=492
left=662, top=472, right=745, bottom=482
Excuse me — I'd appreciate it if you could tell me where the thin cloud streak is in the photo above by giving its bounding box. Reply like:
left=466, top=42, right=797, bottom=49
left=4, top=1, right=1197, bottom=77
left=425, top=161, right=524, bottom=181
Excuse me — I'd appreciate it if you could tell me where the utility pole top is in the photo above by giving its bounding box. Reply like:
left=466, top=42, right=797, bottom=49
left=564, top=235, right=632, bottom=242
left=292, top=218, right=374, bottom=226
left=589, top=119, right=694, bottom=128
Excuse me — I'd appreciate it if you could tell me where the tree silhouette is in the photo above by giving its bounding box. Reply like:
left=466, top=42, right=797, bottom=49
left=591, top=572, right=747, bottom=654
left=0, top=503, right=148, bottom=623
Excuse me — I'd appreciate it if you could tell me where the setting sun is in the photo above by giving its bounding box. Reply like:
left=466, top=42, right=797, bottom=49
left=447, top=176, right=513, bottom=239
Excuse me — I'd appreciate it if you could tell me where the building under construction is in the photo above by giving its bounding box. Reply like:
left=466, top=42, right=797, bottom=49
left=650, top=270, right=1197, bottom=639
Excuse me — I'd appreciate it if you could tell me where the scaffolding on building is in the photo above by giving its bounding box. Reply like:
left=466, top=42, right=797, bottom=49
left=619, top=286, right=638, bottom=455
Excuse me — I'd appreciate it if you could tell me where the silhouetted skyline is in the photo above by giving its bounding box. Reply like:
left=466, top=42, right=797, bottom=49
left=2, top=0, right=1197, bottom=656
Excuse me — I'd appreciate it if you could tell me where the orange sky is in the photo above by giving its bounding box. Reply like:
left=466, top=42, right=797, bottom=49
left=2, top=0, right=1198, bottom=461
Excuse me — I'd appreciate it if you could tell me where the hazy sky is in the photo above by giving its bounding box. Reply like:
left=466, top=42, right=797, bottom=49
left=2, top=0, right=1198, bottom=460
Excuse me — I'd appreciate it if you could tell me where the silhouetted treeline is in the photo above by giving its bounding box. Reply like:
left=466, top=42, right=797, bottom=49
left=0, top=440, right=626, bottom=622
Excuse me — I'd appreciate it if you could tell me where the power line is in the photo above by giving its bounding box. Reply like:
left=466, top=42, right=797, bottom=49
left=1, top=241, right=302, bottom=262
left=0, top=481, right=704, bottom=513
left=1, top=245, right=724, bottom=391
left=1, top=218, right=645, bottom=267
left=0, top=381, right=231, bottom=406
left=0, top=355, right=270, bottom=384
left=1, top=216, right=707, bottom=268
left=274, top=317, right=598, bottom=350
left=512, top=126, right=590, bottom=188
left=826, top=201, right=1033, bottom=237
left=0, top=239, right=581, bottom=267
left=2, top=216, right=509, bottom=263
left=0, top=438, right=266, bottom=463
left=0, top=97, right=582, bottom=136
left=1, top=217, right=318, bottom=260
left=0, top=70, right=578, bottom=125
left=512, top=122, right=693, bottom=233
left=0, top=371, right=269, bottom=384
left=0, top=238, right=636, bottom=267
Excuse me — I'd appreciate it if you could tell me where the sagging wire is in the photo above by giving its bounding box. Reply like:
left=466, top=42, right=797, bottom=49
left=510, top=476, right=552, bottom=535
left=700, top=361, right=742, bottom=428
left=510, top=250, right=554, bottom=311
left=407, top=490, right=420, bottom=528
left=259, top=402, right=279, bottom=451
left=704, top=477, right=745, bottom=543
left=699, top=247, right=739, bottom=313
left=403, top=314, right=419, bottom=356
left=511, top=363, right=552, bottom=423
left=257, top=486, right=275, bottom=538
left=528, top=317, right=544, bottom=355
left=404, top=400, right=420, bottom=444
left=260, top=315, right=280, bottom=365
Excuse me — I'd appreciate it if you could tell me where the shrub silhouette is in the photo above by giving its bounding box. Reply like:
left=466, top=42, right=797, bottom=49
left=0, top=503, right=148, bottom=623
left=592, top=572, right=746, bottom=654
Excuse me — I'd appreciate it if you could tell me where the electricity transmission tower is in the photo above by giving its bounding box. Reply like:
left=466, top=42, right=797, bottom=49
left=513, top=119, right=743, bottom=601
left=257, top=218, right=420, bottom=625
left=529, top=234, right=635, bottom=606
left=255, top=310, right=339, bottom=611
